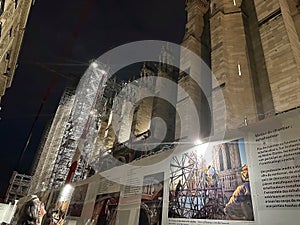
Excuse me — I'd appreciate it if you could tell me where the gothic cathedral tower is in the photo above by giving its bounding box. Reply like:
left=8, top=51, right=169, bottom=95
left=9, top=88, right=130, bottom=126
left=211, top=0, right=300, bottom=132
left=150, top=45, right=178, bottom=143
left=210, top=0, right=266, bottom=132
left=176, top=0, right=211, bottom=142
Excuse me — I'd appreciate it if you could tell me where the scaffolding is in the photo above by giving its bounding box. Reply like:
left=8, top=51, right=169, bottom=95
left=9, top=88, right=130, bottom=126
left=49, top=62, right=113, bottom=188
left=71, top=61, right=109, bottom=157
left=169, top=151, right=226, bottom=220
left=5, top=171, right=32, bottom=203
left=49, top=65, right=129, bottom=188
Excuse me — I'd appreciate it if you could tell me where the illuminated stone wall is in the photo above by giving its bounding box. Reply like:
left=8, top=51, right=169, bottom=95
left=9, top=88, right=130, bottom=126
left=254, top=0, right=300, bottom=112
left=176, top=0, right=211, bottom=141
left=0, top=0, right=33, bottom=102
left=210, top=0, right=259, bottom=132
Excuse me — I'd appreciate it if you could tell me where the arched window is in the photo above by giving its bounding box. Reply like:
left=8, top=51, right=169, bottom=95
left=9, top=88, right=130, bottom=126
left=225, top=144, right=232, bottom=169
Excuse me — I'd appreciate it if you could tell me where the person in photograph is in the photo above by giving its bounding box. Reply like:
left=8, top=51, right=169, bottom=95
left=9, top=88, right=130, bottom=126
left=49, top=201, right=66, bottom=225
left=206, top=165, right=218, bottom=188
left=174, top=179, right=183, bottom=209
left=175, top=179, right=182, bottom=198
left=224, top=165, right=254, bottom=220
left=90, top=198, right=109, bottom=225
left=50, top=210, right=64, bottom=225
left=16, top=195, right=46, bottom=225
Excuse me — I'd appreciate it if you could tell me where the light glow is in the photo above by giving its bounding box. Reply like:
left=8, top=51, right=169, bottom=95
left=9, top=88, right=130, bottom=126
left=196, top=143, right=209, bottom=158
left=59, top=184, right=74, bottom=201
left=99, top=69, right=107, bottom=74
left=194, top=139, right=203, bottom=145
left=91, top=62, right=98, bottom=68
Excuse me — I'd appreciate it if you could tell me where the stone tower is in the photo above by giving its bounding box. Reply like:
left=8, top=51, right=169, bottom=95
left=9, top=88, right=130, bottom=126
left=252, top=0, right=300, bottom=112
left=210, top=0, right=264, bottom=132
left=150, top=45, right=178, bottom=143
left=131, top=63, right=155, bottom=137
left=176, top=0, right=211, bottom=142
left=210, top=0, right=300, bottom=132
left=212, top=140, right=243, bottom=198
left=109, top=64, right=156, bottom=146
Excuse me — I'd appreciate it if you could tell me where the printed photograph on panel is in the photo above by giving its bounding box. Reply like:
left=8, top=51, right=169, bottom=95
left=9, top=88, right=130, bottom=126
left=67, top=183, right=89, bottom=217
left=43, top=189, right=61, bottom=225
left=44, top=185, right=74, bottom=225
left=90, top=192, right=120, bottom=225
left=139, top=172, right=164, bottom=225
left=168, top=139, right=254, bottom=221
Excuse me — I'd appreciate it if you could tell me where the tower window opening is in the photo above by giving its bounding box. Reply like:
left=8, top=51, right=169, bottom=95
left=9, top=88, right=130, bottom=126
left=237, top=63, right=242, bottom=76
left=219, top=148, right=224, bottom=171
left=4, top=67, right=11, bottom=76
left=6, top=51, right=10, bottom=60
left=9, top=27, right=12, bottom=37
left=225, top=144, right=232, bottom=169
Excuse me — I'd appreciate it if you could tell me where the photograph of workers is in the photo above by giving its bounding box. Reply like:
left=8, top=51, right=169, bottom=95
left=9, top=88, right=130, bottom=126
left=43, top=184, right=74, bottom=225
left=67, top=184, right=89, bottom=217
left=168, top=139, right=254, bottom=221
left=90, top=192, right=120, bottom=225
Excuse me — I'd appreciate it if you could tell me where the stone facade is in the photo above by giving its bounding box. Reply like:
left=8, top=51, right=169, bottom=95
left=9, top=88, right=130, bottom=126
left=151, top=46, right=178, bottom=142
left=212, top=140, right=242, bottom=198
left=209, top=0, right=300, bottom=132
left=256, top=0, right=300, bottom=112
left=176, top=0, right=211, bottom=141
left=211, top=0, right=260, bottom=131
left=0, top=0, right=33, bottom=102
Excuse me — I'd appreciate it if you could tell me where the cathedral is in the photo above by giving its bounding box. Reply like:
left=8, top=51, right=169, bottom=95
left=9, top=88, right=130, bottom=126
left=212, top=139, right=243, bottom=199
left=29, top=0, right=300, bottom=194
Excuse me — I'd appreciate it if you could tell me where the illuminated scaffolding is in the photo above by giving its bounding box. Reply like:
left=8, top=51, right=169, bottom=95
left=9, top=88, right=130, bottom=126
left=30, top=61, right=120, bottom=191
left=71, top=61, right=109, bottom=159
left=50, top=61, right=112, bottom=187
left=33, top=61, right=156, bottom=189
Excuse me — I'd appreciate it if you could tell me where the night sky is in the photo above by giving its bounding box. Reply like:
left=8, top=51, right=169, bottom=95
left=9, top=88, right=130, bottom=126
left=0, top=0, right=186, bottom=198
